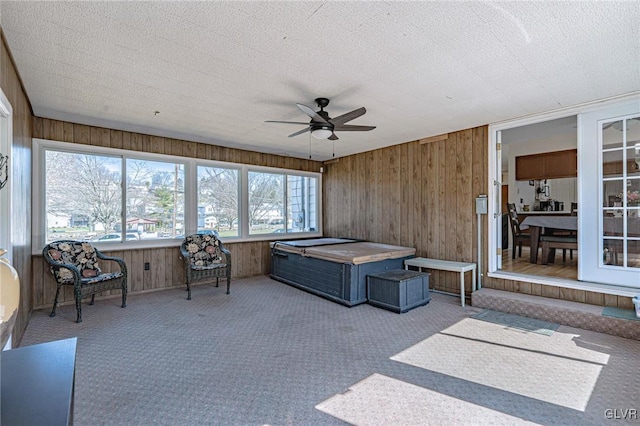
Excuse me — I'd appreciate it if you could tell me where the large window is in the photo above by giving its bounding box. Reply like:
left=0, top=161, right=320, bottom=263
left=45, top=151, right=123, bottom=243
left=246, top=171, right=318, bottom=235
left=126, top=159, right=185, bottom=241
left=197, top=166, right=240, bottom=238
left=248, top=171, right=285, bottom=235
left=34, top=139, right=321, bottom=249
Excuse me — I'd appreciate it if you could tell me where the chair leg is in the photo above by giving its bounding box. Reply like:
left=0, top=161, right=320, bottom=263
left=541, top=242, right=550, bottom=265
left=518, top=242, right=522, bottom=258
left=90, top=294, right=96, bottom=305
left=226, top=275, right=231, bottom=295
left=562, top=249, right=567, bottom=262
left=121, top=281, right=127, bottom=308
left=186, top=280, right=192, bottom=300
left=512, top=242, right=516, bottom=259
left=50, top=285, right=62, bottom=317
left=74, top=287, right=83, bottom=323
left=216, top=277, right=219, bottom=287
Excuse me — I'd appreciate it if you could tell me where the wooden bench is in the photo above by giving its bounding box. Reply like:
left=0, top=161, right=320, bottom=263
left=404, top=258, right=477, bottom=307
left=539, top=235, right=577, bottom=265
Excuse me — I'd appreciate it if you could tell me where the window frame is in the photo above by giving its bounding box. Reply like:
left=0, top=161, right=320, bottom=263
left=32, top=139, right=322, bottom=253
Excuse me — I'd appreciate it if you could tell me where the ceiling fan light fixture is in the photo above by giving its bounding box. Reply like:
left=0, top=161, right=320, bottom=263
left=311, top=127, right=332, bottom=140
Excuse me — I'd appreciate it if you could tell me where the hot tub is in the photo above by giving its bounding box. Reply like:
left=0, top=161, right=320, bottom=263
left=270, top=238, right=415, bottom=306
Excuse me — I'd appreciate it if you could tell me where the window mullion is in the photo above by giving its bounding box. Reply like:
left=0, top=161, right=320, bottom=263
left=241, top=166, right=249, bottom=239
left=121, top=156, right=126, bottom=240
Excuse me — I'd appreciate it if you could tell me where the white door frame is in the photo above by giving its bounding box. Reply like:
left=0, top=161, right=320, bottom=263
left=488, top=92, right=640, bottom=289
left=578, top=99, right=640, bottom=288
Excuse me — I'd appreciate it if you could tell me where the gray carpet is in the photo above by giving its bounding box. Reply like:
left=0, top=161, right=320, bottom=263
left=19, top=276, right=640, bottom=425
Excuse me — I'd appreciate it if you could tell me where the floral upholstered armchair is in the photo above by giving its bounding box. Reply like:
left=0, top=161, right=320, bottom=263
left=180, top=233, right=231, bottom=300
left=42, top=240, right=127, bottom=323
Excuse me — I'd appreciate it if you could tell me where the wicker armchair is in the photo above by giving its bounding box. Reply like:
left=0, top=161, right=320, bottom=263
left=43, top=240, right=127, bottom=323
left=180, top=233, right=231, bottom=300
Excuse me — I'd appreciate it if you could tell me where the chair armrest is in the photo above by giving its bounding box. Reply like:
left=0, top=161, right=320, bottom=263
left=221, top=247, right=232, bottom=265
left=42, top=255, right=83, bottom=285
left=95, top=250, right=127, bottom=275
left=179, top=245, right=190, bottom=261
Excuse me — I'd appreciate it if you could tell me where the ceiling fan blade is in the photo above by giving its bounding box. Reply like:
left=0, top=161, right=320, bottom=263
left=265, top=120, right=310, bottom=125
left=329, top=107, right=366, bottom=126
left=333, top=124, right=376, bottom=132
left=328, top=133, right=339, bottom=140
left=296, top=103, right=330, bottom=124
left=288, top=127, right=311, bottom=138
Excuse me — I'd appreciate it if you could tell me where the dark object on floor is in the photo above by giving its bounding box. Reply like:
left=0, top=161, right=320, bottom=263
left=367, top=269, right=431, bottom=313
left=43, top=240, right=127, bottom=323
left=1, top=338, right=77, bottom=425
left=181, top=233, right=231, bottom=300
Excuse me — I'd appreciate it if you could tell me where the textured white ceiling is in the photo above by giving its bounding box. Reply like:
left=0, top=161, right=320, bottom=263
left=2, top=1, right=639, bottom=160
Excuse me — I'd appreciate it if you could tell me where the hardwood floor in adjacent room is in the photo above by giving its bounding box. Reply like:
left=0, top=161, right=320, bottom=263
left=500, top=247, right=578, bottom=280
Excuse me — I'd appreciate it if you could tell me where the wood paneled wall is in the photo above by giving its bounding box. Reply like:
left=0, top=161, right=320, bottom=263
left=31, top=116, right=321, bottom=309
left=322, top=127, right=632, bottom=308
left=323, top=129, right=488, bottom=296
left=32, top=241, right=273, bottom=309
left=1, top=32, right=34, bottom=345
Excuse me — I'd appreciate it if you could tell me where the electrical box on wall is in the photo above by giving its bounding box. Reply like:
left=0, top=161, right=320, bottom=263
left=475, top=195, right=488, bottom=214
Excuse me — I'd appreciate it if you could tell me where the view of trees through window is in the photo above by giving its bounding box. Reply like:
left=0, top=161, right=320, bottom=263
left=41, top=143, right=320, bottom=244
left=248, top=171, right=285, bottom=234
left=45, top=151, right=123, bottom=242
left=198, top=166, right=239, bottom=237
left=45, top=151, right=186, bottom=243
left=126, top=159, right=184, bottom=241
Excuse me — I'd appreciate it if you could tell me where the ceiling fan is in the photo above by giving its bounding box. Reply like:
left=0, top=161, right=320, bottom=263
left=265, top=97, right=376, bottom=140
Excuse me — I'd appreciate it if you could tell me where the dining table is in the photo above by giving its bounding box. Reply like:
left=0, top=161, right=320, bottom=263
left=521, top=215, right=640, bottom=264
left=521, top=216, right=577, bottom=264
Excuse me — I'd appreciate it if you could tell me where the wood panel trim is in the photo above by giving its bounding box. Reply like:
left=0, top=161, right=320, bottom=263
left=419, top=133, right=449, bottom=144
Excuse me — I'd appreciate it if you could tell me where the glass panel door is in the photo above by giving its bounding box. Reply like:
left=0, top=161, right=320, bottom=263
left=601, top=117, right=640, bottom=269
left=579, top=98, right=640, bottom=288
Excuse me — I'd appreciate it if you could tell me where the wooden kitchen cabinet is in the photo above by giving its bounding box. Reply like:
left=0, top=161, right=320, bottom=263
left=515, top=149, right=577, bottom=180
left=603, top=159, right=636, bottom=177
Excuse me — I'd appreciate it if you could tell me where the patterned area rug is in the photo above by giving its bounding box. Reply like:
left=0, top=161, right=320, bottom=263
left=473, top=309, right=559, bottom=336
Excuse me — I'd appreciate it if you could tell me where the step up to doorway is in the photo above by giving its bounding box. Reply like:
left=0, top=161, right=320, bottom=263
left=471, top=288, right=639, bottom=340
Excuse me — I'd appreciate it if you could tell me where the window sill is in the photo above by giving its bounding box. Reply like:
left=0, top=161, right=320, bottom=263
left=32, top=232, right=323, bottom=255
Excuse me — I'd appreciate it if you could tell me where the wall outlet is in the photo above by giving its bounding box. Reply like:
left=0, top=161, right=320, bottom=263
left=144, top=262, right=150, bottom=271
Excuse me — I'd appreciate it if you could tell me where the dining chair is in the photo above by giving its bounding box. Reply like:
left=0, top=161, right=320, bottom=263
left=570, top=202, right=578, bottom=216
left=540, top=235, right=577, bottom=265
left=506, top=203, right=530, bottom=259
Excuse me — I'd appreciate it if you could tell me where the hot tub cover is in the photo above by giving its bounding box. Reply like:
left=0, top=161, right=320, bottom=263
left=272, top=238, right=415, bottom=265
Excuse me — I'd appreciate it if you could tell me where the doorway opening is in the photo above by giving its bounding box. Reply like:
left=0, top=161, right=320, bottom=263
left=498, top=116, right=578, bottom=280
